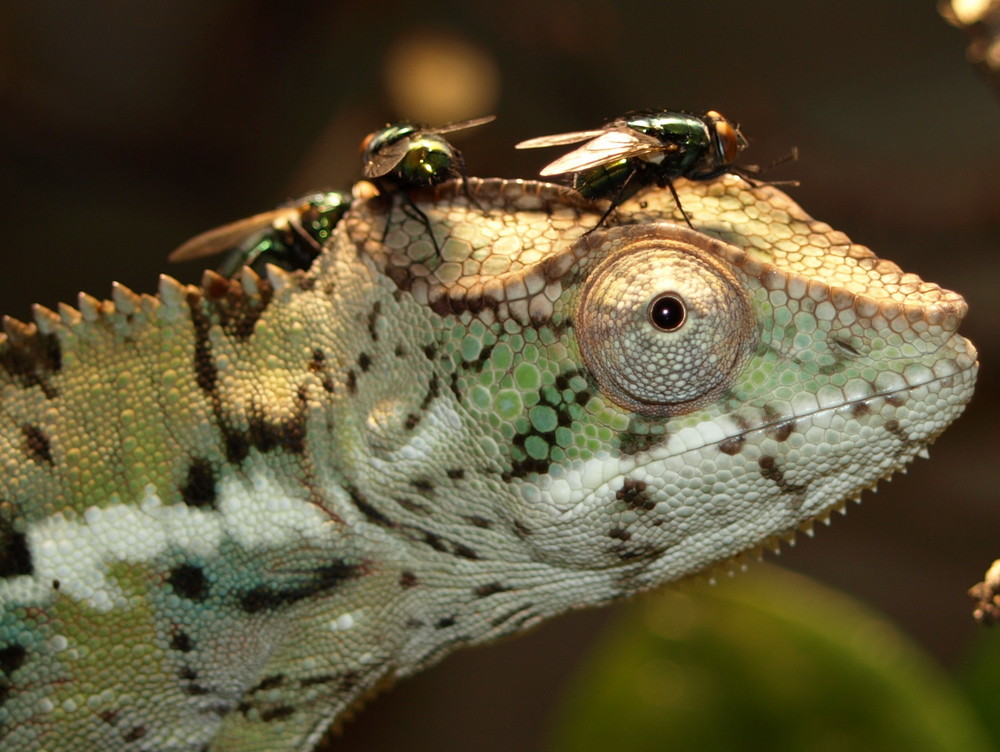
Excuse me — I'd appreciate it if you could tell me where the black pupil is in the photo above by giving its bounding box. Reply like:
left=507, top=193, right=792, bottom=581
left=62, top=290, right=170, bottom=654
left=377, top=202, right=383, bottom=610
left=648, top=294, right=686, bottom=331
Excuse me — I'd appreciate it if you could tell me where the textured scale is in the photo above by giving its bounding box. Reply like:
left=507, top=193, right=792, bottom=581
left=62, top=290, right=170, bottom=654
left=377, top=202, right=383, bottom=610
left=0, top=176, right=978, bottom=751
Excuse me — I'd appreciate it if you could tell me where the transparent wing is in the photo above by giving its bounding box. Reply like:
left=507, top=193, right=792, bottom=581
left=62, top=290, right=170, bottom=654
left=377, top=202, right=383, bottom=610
left=362, top=138, right=412, bottom=178
left=168, top=210, right=291, bottom=262
left=538, top=130, right=663, bottom=176
left=515, top=129, right=608, bottom=149
left=428, top=114, right=496, bottom=135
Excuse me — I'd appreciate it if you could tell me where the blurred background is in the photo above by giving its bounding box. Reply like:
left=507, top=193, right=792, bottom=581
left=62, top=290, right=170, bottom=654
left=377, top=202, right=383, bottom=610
left=0, top=1, right=998, bottom=749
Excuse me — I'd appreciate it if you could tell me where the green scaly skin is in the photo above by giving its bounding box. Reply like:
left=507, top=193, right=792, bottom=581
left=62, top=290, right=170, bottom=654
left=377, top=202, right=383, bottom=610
left=0, top=176, right=978, bottom=750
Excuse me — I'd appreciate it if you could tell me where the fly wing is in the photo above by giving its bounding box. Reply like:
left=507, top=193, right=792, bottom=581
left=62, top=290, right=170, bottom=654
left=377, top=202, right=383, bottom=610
left=537, top=129, right=663, bottom=175
left=168, top=211, right=290, bottom=262
left=515, top=129, right=608, bottom=149
left=362, top=139, right=412, bottom=178
left=429, top=115, right=496, bottom=135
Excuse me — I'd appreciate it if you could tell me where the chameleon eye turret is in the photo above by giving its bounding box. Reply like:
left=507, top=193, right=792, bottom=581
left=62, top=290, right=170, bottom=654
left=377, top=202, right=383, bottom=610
left=168, top=191, right=352, bottom=276
left=574, top=226, right=757, bottom=417
left=516, top=109, right=749, bottom=229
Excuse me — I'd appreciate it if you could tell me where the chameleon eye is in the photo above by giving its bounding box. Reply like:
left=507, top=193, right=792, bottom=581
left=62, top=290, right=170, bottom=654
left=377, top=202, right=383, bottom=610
left=647, top=293, right=686, bottom=331
left=575, top=227, right=757, bottom=416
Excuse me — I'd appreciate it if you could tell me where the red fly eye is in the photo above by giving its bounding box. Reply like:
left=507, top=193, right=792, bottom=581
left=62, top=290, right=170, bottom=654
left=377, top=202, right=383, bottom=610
left=359, top=132, right=376, bottom=158
left=713, top=120, right=741, bottom=165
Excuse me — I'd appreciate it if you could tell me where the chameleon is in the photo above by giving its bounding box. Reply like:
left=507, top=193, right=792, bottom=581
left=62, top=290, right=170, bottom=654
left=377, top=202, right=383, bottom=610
left=0, top=172, right=977, bottom=751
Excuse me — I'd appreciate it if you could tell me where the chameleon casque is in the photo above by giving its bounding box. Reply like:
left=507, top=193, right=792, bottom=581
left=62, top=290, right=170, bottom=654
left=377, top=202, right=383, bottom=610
left=0, top=163, right=978, bottom=749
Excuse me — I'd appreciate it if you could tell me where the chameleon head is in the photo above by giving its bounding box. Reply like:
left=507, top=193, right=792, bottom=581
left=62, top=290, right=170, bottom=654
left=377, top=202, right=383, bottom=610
left=499, top=214, right=977, bottom=585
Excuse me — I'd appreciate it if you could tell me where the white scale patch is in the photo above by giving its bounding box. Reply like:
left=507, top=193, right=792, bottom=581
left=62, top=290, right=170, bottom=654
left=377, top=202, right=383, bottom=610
left=7, top=464, right=333, bottom=612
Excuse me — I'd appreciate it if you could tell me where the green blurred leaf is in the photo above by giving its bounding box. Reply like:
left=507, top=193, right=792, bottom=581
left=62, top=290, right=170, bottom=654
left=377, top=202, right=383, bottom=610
left=546, top=565, right=994, bottom=752
left=961, top=623, right=1000, bottom=748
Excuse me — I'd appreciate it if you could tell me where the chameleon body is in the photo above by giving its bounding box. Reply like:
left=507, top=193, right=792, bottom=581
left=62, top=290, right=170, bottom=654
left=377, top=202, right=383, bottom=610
left=0, top=176, right=977, bottom=750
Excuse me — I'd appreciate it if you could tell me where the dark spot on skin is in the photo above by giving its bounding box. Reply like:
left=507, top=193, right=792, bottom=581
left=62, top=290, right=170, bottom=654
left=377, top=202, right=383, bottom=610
left=449, top=372, right=461, bottom=401
left=98, top=710, right=119, bottom=725
left=0, top=644, right=27, bottom=675
left=420, top=375, right=440, bottom=411
left=224, top=430, right=250, bottom=464
left=474, top=582, right=509, bottom=597
left=885, top=393, right=906, bottom=407
left=423, top=532, right=448, bottom=553
left=464, top=515, right=492, bottom=529
left=358, top=352, right=372, bottom=372
left=851, top=400, right=872, bottom=418
left=410, top=478, right=434, bottom=494
left=394, top=344, right=407, bottom=358
left=260, top=706, right=295, bottom=723
left=447, top=468, right=465, bottom=480
left=609, top=528, right=632, bottom=541
left=404, top=414, right=421, bottom=431
left=179, top=665, right=211, bottom=695
left=22, top=424, right=53, bottom=464
left=508, top=453, right=551, bottom=479
left=238, top=560, right=361, bottom=613
left=394, top=497, right=430, bottom=515
left=436, top=616, right=456, bottom=629
left=615, top=419, right=664, bottom=456
left=170, top=631, right=194, bottom=653
left=718, top=436, right=745, bottom=455
left=616, top=479, right=654, bottom=511
left=346, top=370, right=357, bottom=394
left=513, top=520, right=533, bottom=538
left=348, top=486, right=395, bottom=527
left=180, top=459, right=217, bottom=509
left=309, top=349, right=334, bottom=393
left=464, top=343, right=495, bottom=372
left=763, top=405, right=794, bottom=442
left=429, top=295, right=451, bottom=317
left=249, top=675, right=286, bottom=693
left=768, top=422, right=794, bottom=442
left=0, top=326, right=61, bottom=398
left=400, top=571, right=418, bottom=588
left=613, top=544, right=668, bottom=563
left=168, top=563, right=209, bottom=602
left=423, top=344, right=438, bottom=361
left=51, top=580, right=59, bottom=590
left=367, top=302, right=381, bottom=342
left=300, top=674, right=338, bottom=688
left=186, top=293, right=218, bottom=394
left=123, top=726, right=147, bottom=742
left=758, top=456, right=808, bottom=495
left=337, top=670, right=361, bottom=693
left=0, top=512, right=32, bottom=577
left=243, top=398, right=308, bottom=456
left=204, top=273, right=274, bottom=341
left=452, top=543, right=480, bottom=560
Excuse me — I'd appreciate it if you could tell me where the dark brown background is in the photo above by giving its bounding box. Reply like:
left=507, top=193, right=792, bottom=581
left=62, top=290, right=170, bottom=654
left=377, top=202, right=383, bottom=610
left=0, top=2, right=997, bottom=749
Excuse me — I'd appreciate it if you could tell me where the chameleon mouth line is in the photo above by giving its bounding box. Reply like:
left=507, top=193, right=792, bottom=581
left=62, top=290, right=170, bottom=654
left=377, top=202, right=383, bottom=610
left=685, top=364, right=977, bottom=460
left=581, top=362, right=981, bottom=479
